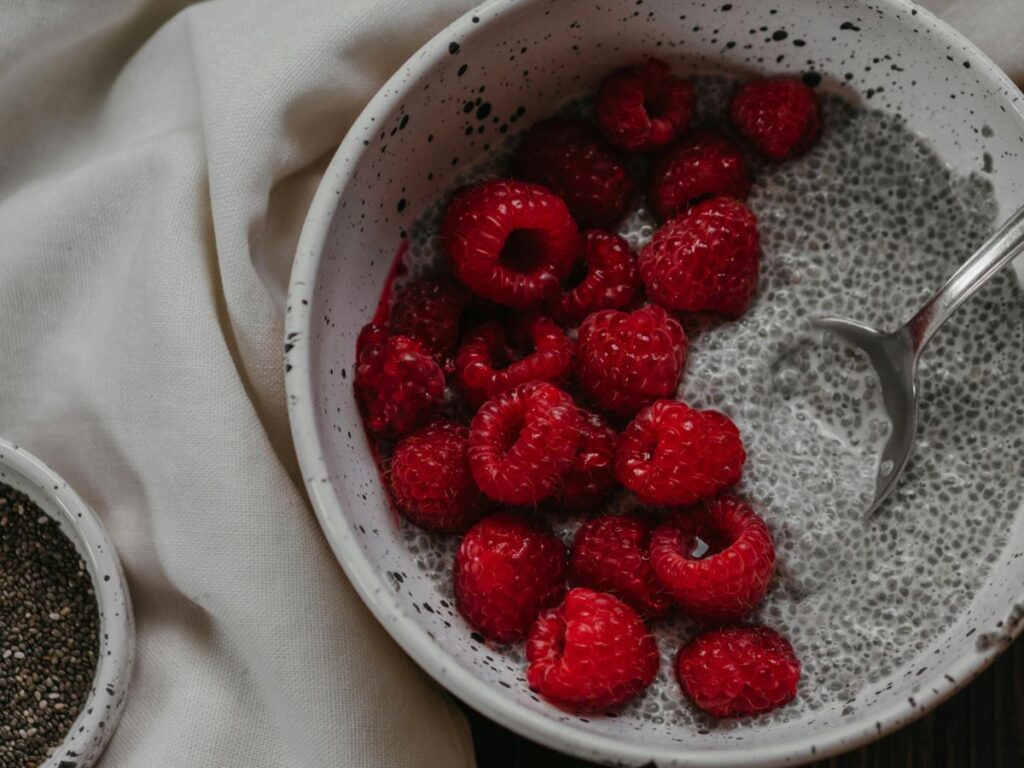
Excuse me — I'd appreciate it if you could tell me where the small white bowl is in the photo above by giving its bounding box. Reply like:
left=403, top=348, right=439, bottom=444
left=286, top=0, right=1024, bottom=765
left=0, top=438, right=134, bottom=768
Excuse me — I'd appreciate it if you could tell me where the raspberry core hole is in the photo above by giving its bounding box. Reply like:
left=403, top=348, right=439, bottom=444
left=490, top=324, right=540, bottom=371
left=685, top=529, right=730, bottom=560
left=500, top=230, right=545, bottom=274
left=487, top=340, right=517, bottom=371
left=494, top=407, right=526, bottom=456
left=645, top=88, right=669, bottom=120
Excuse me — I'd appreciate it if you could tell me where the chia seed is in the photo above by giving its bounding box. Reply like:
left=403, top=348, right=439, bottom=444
left=0, top=482, right=99, bottom=768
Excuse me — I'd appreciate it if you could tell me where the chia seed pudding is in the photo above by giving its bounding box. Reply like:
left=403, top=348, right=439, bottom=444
left=388, top=75, right=1024, bottom=726
left=0, top=483, right=100, bottom=768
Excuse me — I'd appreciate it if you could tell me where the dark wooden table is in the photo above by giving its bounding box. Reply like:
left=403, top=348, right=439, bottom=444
left=467, top=636, right=1023, bottom=767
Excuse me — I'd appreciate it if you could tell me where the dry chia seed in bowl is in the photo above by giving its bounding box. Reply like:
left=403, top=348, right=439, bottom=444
left=0, top=482, right=100, bottom=768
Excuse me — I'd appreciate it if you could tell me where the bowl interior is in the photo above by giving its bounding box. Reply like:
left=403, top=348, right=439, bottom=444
left=0, top=441, right=133, bottom=768
left=288, top=0, right=1024, bottom=764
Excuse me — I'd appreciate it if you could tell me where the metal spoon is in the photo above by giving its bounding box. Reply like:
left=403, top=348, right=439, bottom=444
left=811, top=203, right=1024, bottom=517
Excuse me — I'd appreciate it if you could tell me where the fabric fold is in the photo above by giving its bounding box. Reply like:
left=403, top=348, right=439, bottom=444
left=0, top=1, right=478, bottom=765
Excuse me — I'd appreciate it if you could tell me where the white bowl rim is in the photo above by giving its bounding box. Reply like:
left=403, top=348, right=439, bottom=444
left=285, top=1, right=1024, bottom=764
left=0, top=437, right=135, bottom=768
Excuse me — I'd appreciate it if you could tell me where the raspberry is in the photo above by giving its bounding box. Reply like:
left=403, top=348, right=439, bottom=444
left=468, top=382, right=580, bottom=505
left=650, top=496, right=775, bottom=620
left=551, top=409, right=617, bottom=511
left=455, top=513, right=567, bottom=643
left=576, top=305, right=688, bottom=418
left=511, top=118, right=632, bottom=227
left=570, top=514, right=672, bottom=619
left=650, top=132, right=752, bottom=220
left=548, top=230, right=640, bottom=326
left=354, top=324, right=445, bottom=437
left=389, top=421, right=482, bottom=532
left=596, top=59, right=696, bottom=152
left=443, top=180, right=580, bottom=309
left=615, top=400, right=745, bottom=506
left=389, top=278, right=468, bottom=356
left=676, top=625, right=800, bottom=717
left=638, top=196, right=761, bottom=317
left=454, top=315, right=573, bottom=406
left=527, top=588, right=659, bottom=711
left=730, top=78, right=822, bottom=161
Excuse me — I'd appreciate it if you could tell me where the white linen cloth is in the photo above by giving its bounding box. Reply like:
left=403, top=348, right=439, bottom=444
left=0, top=1, right=476, bottom=766
left=0, top=1, right=1017, bottom=766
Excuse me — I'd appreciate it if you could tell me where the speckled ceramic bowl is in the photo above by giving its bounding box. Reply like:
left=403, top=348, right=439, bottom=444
left=286, top=1, right=1024, bottom=765
left=0, top=438, right=134, bottom=768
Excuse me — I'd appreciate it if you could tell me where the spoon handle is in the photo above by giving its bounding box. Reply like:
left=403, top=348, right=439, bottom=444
left=906, top=203, right=1024, bottom=361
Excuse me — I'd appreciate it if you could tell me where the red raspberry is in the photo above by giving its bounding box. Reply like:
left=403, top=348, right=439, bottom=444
left=650, top=496, right=775, bottom=620
left=615, top=400, right=745, bottom=506
left=551, top=410, right=617, bottom=511
left=730, top=78, right=822, bottom=161
left=650, top=132, right=752, bottom=220
left=511, top=119, right=632, bottom=227
left=443, top=180, right=580, bottom=309
left=638, top=196, right=761, bottom=317
left=389, top=421, right=482, bottom=532
left=455, top=513, right=567, bottom=644
left=527, top=588, right=659, bottom=711
left=676, top=625, right=800, bottom=717
left=454, top=315, right=573, bottom=406
left=576, top=305, right=688, bottom=418
left=596, top=59, right=696, bottom=153
left=354, top=324, right=445, bottom=437
left=468, top=382, right=580, bottom=505
left=548, top=230, right=640, bottom=326
left=570, top=514, right=672, bottom=619
left=389, top=278, right=468, bottom=356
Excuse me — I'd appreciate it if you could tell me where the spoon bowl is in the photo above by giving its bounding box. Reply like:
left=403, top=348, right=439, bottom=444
left=808, top=319, right=916, bottom=515
left=811, top=203, right=1024, bottom=516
